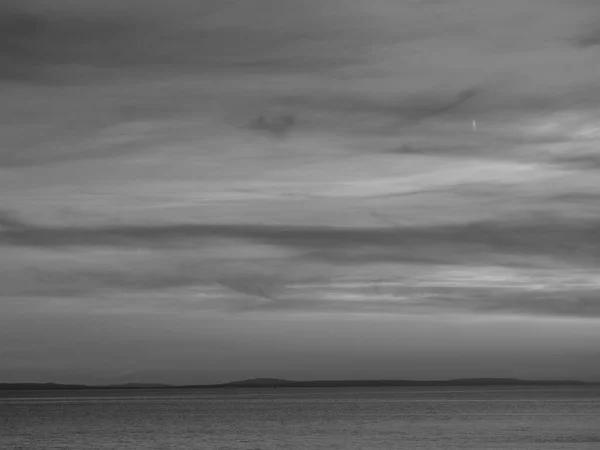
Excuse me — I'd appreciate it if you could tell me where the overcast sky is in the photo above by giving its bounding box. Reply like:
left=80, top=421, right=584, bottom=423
left=2, top=0, right=600, bottom=384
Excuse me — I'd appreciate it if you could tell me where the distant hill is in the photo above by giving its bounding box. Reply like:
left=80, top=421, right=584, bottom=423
left=104, top=383, right=171, bottom=389
left=0, top=382, right=170, bottom=391
left=214, top=378, right=588, bottom=388
left=219, top=378, right=294, bottom=387
left=0, top=378, right=593, bottom=391
left=0, top=383, right=88, bottom=390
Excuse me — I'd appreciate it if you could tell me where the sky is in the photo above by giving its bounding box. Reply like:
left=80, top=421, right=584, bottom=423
left=2, top=0, right=600, bottom=384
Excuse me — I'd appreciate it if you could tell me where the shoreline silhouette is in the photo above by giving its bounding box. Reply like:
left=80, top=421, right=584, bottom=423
left=1, top=378, right=595, bottom=391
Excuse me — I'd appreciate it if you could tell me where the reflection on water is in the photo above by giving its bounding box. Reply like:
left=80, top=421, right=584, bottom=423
left=2, top=386, right=600, bottom=449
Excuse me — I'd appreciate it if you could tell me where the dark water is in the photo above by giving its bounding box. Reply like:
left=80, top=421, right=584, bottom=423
left=2, top=386, right=600, bottom=449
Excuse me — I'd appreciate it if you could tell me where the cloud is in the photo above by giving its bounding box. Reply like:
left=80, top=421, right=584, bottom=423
left=4, top=247, right=600, bottom=319
left=0, top=210, right=27, bottom=229
left=554, top=153, right=600, bottom=171
left=0, top=2, right=139, bottom=82
left=279, top=88, right=481, bottom=124
left=247, top=113, right=296, bottom=138
left=3, top=212, right=600, bottom=266
left=2, top=0, right=600, bottom=172
left=232, top=290, right=600, bottom=319
left=191, top=263, right=600, bottom=318
left=0, top=0, right=370, bottom=83
left=0, top=225, right=330, bottom=301
left=4, top=0, right=600, bottom=386
left=0, top=119, right=176, bottom=168
left=571, top=27, right=600, bottom=48
left=2, top=209, right=600, bottom=321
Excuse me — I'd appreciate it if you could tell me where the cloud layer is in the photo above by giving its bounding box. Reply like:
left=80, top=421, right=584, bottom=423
left=2, top=212, right=600, bottom=320
left=2, top=0, right=600, bottom=383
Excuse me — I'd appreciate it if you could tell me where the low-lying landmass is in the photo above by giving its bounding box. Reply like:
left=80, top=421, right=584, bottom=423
left=0, top=378, right=595, bottom=390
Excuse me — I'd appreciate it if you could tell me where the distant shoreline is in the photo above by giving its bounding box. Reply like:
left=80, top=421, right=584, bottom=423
left=1, top=378, right=597, bottom=391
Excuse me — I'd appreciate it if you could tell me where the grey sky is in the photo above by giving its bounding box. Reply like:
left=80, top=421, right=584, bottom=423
left=2, top=0, right=600, bottom=384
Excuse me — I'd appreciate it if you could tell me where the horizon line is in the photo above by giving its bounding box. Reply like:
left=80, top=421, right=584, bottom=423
left=1, top=377, right=598, bottom=391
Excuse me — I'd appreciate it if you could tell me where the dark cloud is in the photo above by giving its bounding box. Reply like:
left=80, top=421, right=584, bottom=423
left=554, top=153, right=600, bottom=170
left=0, top=211, right=27, bottom=229
left=3, top=213, right=600, bottom=266
left=247, top=113, right=296, bottom=138
left=0, top=0, right=369, bottom=83
left=277, top=89, right=481, bottom=126
left=571, top=29, right=600, bottom=48
left=569, top=3, right=600, bottom=49
left=0, top=6, right=46, bottom=82
left=0, top=2, right=139, bottom=82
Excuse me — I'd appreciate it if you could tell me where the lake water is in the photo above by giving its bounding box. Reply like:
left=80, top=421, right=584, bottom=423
left=2, top=386, right=600, bottom=449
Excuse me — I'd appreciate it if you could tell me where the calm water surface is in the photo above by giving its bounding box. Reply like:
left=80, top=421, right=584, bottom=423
left=2, top=386, right=600, bottom=449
